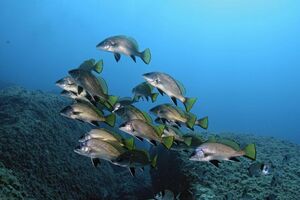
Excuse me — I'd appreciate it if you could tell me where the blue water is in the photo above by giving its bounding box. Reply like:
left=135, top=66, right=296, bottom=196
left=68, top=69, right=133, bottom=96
left=0, top=0, right=299, bottom=143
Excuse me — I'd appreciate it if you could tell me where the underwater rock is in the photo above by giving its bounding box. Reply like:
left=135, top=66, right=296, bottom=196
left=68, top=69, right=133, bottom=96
left=150, top=132, right=300, bottom=199
left=0, top=86, right=151, bottom=200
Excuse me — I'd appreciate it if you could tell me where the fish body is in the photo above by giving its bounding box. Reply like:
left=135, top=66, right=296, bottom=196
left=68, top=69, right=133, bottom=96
left=132, top=82, right=158, bottom=102
left=150, top=104, right=196, bottom=129
left=68, top=69, right=107, bottom=101
left=96, top=35, right=151, bottom=64
left=190, top=142, right=256, bottom=167
left=79, top=128, right=123, bottom=145
left=119, top=119, right=173, bottom=148
left=75, top=138, right=124, bottom=161
left=60, top=101, right=116, bottom=127
left=115, top=105, right=152, bottom=123
left=114, top=149, right=152, bottom=168
left=143, top=72, right=196, bottom=112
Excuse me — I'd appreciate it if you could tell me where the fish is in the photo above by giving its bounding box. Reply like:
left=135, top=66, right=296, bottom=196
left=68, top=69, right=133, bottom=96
left=113, top=149, right=157, bottom=176
left=55, top=76, right=81, bottom=94
left=150, top=104, right=196, bottom=129
left=119, top=119, right=174, bottom=149
left=79, top=128, right=124, bottom=144
left=112, top=97, right=136, bottom=113
left=115, top=105, right=153, bottom=123
left=60, top=100, right=116, bottom=127
left=74, top=138, right=125, bottom=167
left=96, top=35, right=151, bottom=64
left=132, top=82, right=159, bottom=102
left=248, top=162, right=272, bottom=177
left=151, top=190, right=180, bottom=200
left=189, top=139, right=256, bottom=167
left=68, top=68, right=118, bottom=109
left=78, top=58, right=103, bottom=74
left=163, top=126, right=192, bottom=146
left=143, top=72, right=197, bottom=112
left=60, top=90, right=91, bottom=103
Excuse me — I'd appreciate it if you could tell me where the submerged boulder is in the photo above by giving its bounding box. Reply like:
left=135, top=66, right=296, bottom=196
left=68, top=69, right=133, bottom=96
left=0, top=86, right=151, bottom=200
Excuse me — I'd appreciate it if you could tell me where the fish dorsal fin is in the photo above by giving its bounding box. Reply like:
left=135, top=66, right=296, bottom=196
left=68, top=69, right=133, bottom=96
left=79, top=59, right=95, bottom=71
left=175, top=79, right=186, bottom=95
left=142, top=111, right=153, bottom=123
left=97, top=76, right=108, bottom=94
left=218, top=139, right=240, bottom=151
left=126, top=36, right=139, bottom=49
left=154, top=124, right=165, bottom=137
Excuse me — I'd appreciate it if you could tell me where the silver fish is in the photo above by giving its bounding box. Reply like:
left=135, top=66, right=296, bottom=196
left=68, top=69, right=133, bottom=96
left=96, top=35, right=151, bottom=64
left=60, top=101, right=116, bottom=127
left=143, top=72, right=196, bottom=112
left=189, top=142, right=256, bottom=167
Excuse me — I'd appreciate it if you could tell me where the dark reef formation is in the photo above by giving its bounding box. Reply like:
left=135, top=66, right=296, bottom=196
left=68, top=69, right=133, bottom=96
left=1, top=86, right=300, bottom=200
left=0, top=86, right=151, bottom=200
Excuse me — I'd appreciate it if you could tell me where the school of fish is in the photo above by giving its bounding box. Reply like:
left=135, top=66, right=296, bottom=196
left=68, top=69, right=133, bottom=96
left=56, top=35, right=257, bottom=182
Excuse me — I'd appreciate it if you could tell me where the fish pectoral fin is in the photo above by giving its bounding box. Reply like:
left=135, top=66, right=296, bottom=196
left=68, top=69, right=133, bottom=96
left=114, top=53, right=121, bottom=62
left=229, top=157, right=240, bottom=162
left=72, top=111, right=82, bottom=115
left=91, top=121, right=99, bottom=126
left=130, top=55, right=136, bottom=62
left=175, top=121, right=182, bottom=127
left=171, top=97, right=177, bottom=106
left=136, top=136, right=144, bottom=141
left=77, top=86, right=84, bottom=94
left=209, top=160, right=220, bottom=168
left=91, top=158, right=101, bottom=167
left=157, top=88, right=164, bottom=96
left=129, top=167, right=136, bottom=177
left=150, top=140, right=157, bottom=146
left=140, top=167, right=145, bottom=172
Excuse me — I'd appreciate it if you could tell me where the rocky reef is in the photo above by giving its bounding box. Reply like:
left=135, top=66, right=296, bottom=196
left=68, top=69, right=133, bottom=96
left=1, top=86, right=300, bottom=200
left=0, top=86, right=151, bottom=200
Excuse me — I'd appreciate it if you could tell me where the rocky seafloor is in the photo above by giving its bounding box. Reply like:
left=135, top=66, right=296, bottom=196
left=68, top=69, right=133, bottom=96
left=1, top=86, right=300, bottom=199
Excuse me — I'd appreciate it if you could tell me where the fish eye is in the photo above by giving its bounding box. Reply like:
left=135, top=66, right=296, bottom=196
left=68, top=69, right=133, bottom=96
left=82, top=146, right=89, bottom=152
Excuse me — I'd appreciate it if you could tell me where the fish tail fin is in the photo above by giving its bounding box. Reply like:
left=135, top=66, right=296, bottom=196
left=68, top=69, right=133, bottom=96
left=151, top=93, right=159, bottom=102
left=186, top=114, right=196, bottom=129
left=104, top=113, right=116, bottom=127
left=184, top=137, right=192, bottom=146
left=161, top=136, right=174, bottom=149
left=123, top=137, right=135, bottom=150
left=105, top=95, right=119, bottom=110
left=196, top=116, right=209, bottom=129
left=151, top=154, right=158, bottom=168
left=94, top=59, right=103, bottom=73
left=243, top=143, right=256, bottom=160
left=140, top=48, right=151, bottom=64
left=184, top=97, right=197, bottom=112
